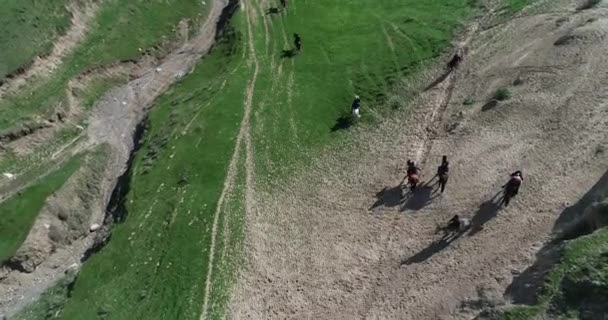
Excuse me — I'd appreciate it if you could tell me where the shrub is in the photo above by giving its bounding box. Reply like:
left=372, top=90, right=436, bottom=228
left=494, top=88, right=512, bottom=101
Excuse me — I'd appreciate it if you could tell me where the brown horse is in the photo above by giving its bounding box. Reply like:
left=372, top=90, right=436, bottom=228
left=408, top=173, right=420, bottom=192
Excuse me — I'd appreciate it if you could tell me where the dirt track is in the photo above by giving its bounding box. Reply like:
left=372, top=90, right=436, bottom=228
left=229, top=1, right=608, bottom=319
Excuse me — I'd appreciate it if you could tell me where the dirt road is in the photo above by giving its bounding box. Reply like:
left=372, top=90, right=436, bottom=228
left=230, top=2, right=608, bottom=318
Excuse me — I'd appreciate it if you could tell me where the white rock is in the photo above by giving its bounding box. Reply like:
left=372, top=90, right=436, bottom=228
left=122, top=101, right=127, bottom=106
left=155, top=67, right=163, bottom=73
left=75, top=125, right=84, bottom=130
left=44, top=223, right=51, bottom=229
left=89, top=223, right=101, bottom=232
left=3, top=173, right=15, bottom=180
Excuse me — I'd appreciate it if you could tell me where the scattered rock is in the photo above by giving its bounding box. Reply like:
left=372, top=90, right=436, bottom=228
left=2, top=173, right=15, bottom=180
left=89, top=223, right=101, bottom=232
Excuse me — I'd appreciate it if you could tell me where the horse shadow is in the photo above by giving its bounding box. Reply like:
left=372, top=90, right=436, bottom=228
left=424, top=70, right=452, bottom=91
left=281, top=49, right=297, bottom=59
left=370, top=185, right=405, bottom=211
left=401, top=229, right=465, bottom=266
left=330, top=116, right=353, bottom=132
left=467, top=191, right=503, bottom=236
left=265, top=7, right=280, bottom=15
left=401, top=184, right=437, bottom=211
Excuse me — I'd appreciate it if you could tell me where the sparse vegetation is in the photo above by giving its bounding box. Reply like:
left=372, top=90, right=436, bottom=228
left=463, top=97, right=475, bottom=105
left=0, top=0, right=71, bottom=80
left=0, top=0, right=212, bottom=130
left=494, top=88, right=512, bottom=101
left=13, top=270, right=78, bottom=320
left=0, top=155, right=81, bottom=262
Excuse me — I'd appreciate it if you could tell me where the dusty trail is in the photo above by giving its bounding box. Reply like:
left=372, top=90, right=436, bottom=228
left=200, top=1, right=261, bottom=318
left=0, top=1, right=100, bottom=99
left=0, top=0, right=229, bottom=317
left=230, top=2, right=608, bottom=319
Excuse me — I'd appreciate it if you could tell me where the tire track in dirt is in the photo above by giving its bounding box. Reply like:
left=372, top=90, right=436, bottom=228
left=0, top=1, right=101, bottom=99
left=200, top=1, right=261, bottom=318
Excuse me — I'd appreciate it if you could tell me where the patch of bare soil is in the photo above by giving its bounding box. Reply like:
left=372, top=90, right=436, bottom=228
left=229, top=1, right=608, bottom=319
left=0, top=0, right=229, bottom=317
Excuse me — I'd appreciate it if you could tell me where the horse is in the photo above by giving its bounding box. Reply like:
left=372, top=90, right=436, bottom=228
left=502, top=178, right=521, bottom=207
left=438, top=173, right=449, bottom=193
left=408, top=173, right=420, bottom=192
left=447, top=53, right=462, bottom=70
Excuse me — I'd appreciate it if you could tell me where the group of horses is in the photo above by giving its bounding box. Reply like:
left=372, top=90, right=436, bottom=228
left=403, top=164, right=521, bottom=208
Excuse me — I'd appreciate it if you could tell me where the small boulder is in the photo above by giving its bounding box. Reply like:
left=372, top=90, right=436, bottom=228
left=89, top=224, right=101, bottom=232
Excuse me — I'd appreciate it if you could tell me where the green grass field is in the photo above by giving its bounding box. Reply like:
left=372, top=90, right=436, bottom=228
left=0, top=156, right=81, bottom=262
left=0, top=0, right=70, bottom=80
left=53, top=1, right=477, bottom=319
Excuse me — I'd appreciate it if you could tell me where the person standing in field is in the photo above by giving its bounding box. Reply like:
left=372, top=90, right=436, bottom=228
left=294, top=33, right=302, bottom=51
left=352, top=95, right=361, bottom=119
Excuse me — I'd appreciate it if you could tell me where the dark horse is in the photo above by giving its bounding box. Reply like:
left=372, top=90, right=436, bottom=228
left=438, top=173, right=448, bottom=193
left=502, top=179, right=521, bottom=207
left=447, top=53, right=462, bottom=70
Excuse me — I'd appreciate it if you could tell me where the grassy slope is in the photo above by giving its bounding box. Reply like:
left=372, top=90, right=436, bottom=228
left=0, top=0, right=70, bottom=79
left=251, top=0, right=474, bottom=181
left=60, top=19, right=249, bottom=319
left=0, top=156, right=81, bottom=262
left=56, top=1, right=476, bottom=319
left=501, top=227, right=608, bottom=320
left=0, top=0, right=210, bottom=129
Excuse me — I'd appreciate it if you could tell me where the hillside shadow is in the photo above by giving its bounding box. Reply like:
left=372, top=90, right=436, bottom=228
left=553, top=170, right=608, bottom=236
left=503, top=169, right=608, bottom=306
left=401, top=231, right=465, bottom=265
left=424, top=70, right=452, bottom=91
left=467, top=191, right=503, bottom=236
left=370, top=185, right=404, bottom=211
left=331, top=116, right=353, bottom=132
left=281, top=49, right=297, bottom=59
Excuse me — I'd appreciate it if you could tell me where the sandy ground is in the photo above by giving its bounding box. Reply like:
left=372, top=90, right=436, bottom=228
left=0, top=0, right=228, bottom=317
left=229, top=1, right=608, bottom=319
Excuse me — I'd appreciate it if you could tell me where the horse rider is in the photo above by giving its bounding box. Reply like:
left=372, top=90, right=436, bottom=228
left=352, top=95, right=361, bottom=119
left=447, top=50, right=463, bottom=70
left=437, top=155, right=449, bottom=193
left=294, top=33, right=302, bottom=51
left=407, top=160, right=420, bottom=178
left=506, top=170, right=524, bottom=196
